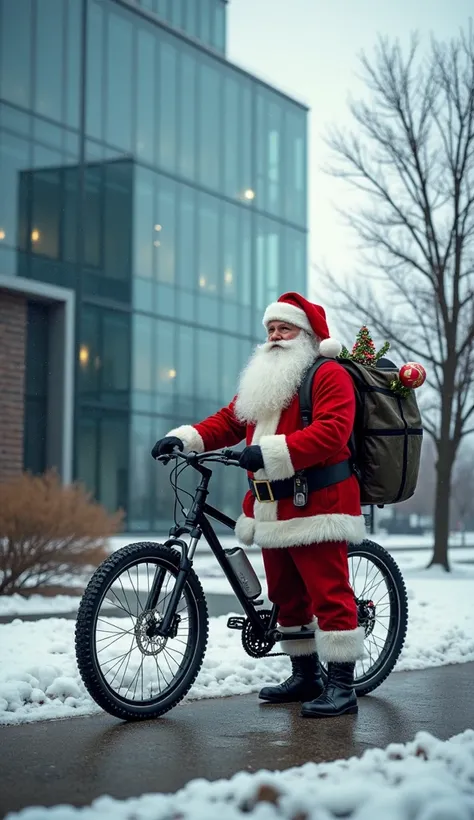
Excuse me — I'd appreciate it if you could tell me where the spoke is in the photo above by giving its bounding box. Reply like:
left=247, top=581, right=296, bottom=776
left=118, top=575, right=137, bottom=622
left=97, top=631, right=135, bottom=653
left=126, top=568, right=142, bottom=617
left=115, top=635, right=137, bottom=690
left=105, top=587, right=136, bottom=619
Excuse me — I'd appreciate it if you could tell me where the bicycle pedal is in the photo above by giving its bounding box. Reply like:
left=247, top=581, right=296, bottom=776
left=227, top=616, right=246, bottom=630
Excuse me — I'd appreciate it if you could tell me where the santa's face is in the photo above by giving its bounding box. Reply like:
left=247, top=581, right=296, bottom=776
left=234, top=326, right=320, bottom=423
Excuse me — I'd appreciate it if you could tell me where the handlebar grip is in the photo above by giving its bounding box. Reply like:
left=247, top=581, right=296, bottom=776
left=222, top=448, right=242, bottom=461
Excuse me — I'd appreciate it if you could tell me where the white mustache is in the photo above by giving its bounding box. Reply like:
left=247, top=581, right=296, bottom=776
left=261, top=340, right=294, bottom=352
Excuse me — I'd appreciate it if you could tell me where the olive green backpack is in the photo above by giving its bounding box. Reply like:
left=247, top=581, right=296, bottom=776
left=298, top=357, right=423, bottom=506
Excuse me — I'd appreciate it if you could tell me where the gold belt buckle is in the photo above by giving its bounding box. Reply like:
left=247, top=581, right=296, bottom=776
left=253, top=479, right=275, bottom=503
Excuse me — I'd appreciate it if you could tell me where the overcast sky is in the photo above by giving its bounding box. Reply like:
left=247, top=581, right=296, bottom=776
left=227, top=0, right=473, bottom=303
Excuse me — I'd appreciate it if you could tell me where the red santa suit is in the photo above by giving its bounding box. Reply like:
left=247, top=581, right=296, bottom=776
left=166, top=293, right=366, bottom=663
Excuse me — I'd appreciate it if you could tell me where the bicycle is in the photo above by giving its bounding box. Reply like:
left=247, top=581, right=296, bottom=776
left=75, top=448, right=408, bottom=721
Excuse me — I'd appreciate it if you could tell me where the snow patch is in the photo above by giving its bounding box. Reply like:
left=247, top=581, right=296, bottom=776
left=5, top=730, right=474, bottom=820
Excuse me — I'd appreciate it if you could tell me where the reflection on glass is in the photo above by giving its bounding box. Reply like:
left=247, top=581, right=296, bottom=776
left=136, top=27, right=156, bottom=164
left=134, top=167, right=154, bottom=279
left=198, top=61, right=221, bottom=190
left=129, top=413, right=153, bottom=530
left=35, top=0, right=64, bottom=122
left=106, top=9, right=133, bottom=150
left=179, top=52, right=196, bottom=180
left=159, top=41, right=177, bottom=171
left=132, top=314, right=153, bottom=392
left=86, top=0, right=104, bottom=140
left=155, top=178, right=176, bottom=284
left=0, top=0, right=32, bottom=109
left=0, top=131, right=29, bottom=250
left=198, top=193, right=219, bottom=293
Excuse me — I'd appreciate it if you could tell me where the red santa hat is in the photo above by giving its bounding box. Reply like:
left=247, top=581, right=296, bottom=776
left=262, top=292, right=342, bottom=358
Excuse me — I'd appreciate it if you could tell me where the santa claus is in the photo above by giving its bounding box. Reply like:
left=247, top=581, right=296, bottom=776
left=152, top=292, right=366, bottom=718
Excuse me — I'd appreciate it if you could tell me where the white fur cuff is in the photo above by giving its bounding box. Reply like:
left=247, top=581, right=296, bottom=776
left=235, top=513, right=255, bottom=546
left=165, top=425, right=205, bottom=454
left=316, top=626, right=365, bottom=662
left=279, top=618, right=318, bottom=656
left=259, top=434, right=295, bottom=480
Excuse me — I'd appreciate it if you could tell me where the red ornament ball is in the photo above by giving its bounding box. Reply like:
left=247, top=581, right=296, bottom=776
left=399, top=362, right=426, bottom=389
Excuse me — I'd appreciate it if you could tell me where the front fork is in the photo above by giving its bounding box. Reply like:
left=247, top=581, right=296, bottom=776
left=145, top=533, right=200, bottom=638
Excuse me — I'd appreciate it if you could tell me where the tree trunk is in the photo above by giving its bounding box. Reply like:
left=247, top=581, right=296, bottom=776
left=429, top=447, right=453, bottom=571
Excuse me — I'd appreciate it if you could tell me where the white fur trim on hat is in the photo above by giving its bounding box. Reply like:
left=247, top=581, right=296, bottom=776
left=262, top=302, right=313, bottom=334
left=259, top=434, right=295, bottom=480
left=316, top=626, right=365, bottom=662
left=319, top=337, right=342, bottom=358
left=165, top=425, right=205, bottom=454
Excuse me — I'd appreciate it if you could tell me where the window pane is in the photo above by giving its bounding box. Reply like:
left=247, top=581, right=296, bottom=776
left=197, top=193, right=219, bottom=293
left=35, top=0, right=64, bottom=122
left=211, top=0, right=226, bottom=51
left=66, top=0, right=81, bottom=128
left=155, top=0, right=169, bottom=20
left=0, top=131, right=30, bottom=251
left=106, top=9, right=133, bottom=150
left=178, top=185, right=196, bottom=293
left=79, top=307, right=100, bottom=395
left=30, top=167, right=61, bottom=259
left=284, top=227, right=307, bottom=293
left=155, top=178, right=176, bottom=284
left=241, top=83, right=252, bottom=199
left=99, top=415, right=129, bottom=512
left=200, top=0, right=211, bottom=43
left=184, top=0, right=196, bottom=36
left=196, top=330, right=219, bottom=404
left=285, top=109, right=307, bottom=226
left=221, top=335, right=241, bottom=401
left=132, top=314, right=153, bottom=392
left=241, top=209, right=252, bottom=307
left=267, top=100, right=282, bottom=215
left=102, top=310, right=131, bottom=398
left=63, top=166, right=79, bottom=263
left=170, top=0, right=183, bottom=27
left=129, top=414, right=153, bottom=530
left=158, top=41, right=177, bottom=171
left=256, top=218, right=281, bottom=309
left=155, top=319, right=176, bottom=414
left=77, top=415, right=98, bottom=496
left=86, top=0, right=104, bottom=140
left=103, top=160, right=133, bottom=281
left=136, top=27, right=156, bottom=164
left=0, top=0, right=32, bottom=108
left=134, top=166, right=154, bottom=279
left=198, top=61, right=221, bottom=190
left=223, top=76, right=239, bottom=198
left=223, top=203, right=238, bottom=302
left=176, top=324, right=195, bottom=418
left=178, top=52, right=196, bottom=180
left=84, top=164, right=102, bottom=268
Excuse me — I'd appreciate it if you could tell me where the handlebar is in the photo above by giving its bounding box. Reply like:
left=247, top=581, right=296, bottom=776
left=155, top=447, right=242, bottom=467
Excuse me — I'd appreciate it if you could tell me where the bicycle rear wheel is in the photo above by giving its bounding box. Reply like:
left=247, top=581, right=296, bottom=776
left=320, top=539, right=408, bottom=696
left=75, top=542, right=208, bottom=720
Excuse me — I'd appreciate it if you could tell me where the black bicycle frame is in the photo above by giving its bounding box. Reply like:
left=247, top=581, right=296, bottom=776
left=149, top=454, right=281, bottom=640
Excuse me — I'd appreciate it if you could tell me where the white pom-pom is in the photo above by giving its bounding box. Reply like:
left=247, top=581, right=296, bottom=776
left=319, top=337, right=342, bottom=358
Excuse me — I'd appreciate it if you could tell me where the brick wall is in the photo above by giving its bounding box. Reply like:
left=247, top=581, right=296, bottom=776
left=0, top=289, right=27, bottom=481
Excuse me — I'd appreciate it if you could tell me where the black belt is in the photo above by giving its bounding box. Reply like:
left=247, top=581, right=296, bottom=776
left=248, top=459, right=353, bottom=503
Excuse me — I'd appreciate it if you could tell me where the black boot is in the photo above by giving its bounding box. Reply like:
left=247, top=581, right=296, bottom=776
left=301, top=662, right=358, bottom=718
left=259, top=654, right=324, bottom=703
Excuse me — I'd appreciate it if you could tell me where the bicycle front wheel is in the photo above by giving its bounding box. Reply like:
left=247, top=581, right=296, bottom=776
left=75, top=542, right=208, bottom=720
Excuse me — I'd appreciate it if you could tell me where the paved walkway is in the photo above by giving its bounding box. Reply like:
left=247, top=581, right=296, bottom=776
left=1, top=661, right=472, bottom=817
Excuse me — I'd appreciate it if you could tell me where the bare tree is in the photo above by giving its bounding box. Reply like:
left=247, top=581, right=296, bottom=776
left=319, top=26, right=474, bottom=571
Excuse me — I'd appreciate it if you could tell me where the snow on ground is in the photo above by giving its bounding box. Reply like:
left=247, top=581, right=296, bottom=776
left=0, top=594, right=80, bottom=617
left=1, top=563, right=474, bottom=726
left=6, top=729, right=474, bottom=820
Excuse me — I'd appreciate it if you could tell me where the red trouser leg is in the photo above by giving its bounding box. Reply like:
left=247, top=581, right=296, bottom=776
left=263, top=542, right=364, bottom=662
left=262, top=547, right=316, bottom=656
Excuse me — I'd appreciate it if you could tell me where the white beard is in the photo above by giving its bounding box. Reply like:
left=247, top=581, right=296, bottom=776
left=234, top=332, right=320, bottom=423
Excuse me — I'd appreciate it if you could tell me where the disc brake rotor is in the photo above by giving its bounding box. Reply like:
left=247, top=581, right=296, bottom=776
left=135, top=609, right=166, bottom=656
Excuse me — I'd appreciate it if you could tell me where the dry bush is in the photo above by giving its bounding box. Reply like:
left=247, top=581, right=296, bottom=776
left=0, top=470, right=123, bottom=595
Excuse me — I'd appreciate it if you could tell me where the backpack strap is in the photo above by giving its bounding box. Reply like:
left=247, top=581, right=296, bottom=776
left=298, top=357, right=362, bottom=483
left=298, top=357, right=333, bottom=428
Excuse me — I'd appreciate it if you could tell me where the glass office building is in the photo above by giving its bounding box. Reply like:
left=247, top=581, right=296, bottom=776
left=0, top=0, right=308, bottom=529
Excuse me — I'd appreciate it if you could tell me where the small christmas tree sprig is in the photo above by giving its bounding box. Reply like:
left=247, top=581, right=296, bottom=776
left=339, top=326, right=390, bottom=366
left=389, top=377, right=411, bottom=398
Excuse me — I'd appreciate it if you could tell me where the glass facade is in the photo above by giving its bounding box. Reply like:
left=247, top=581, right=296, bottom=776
left=134, top=0, right=227, bottom=54
left=0, top=0, right=308, bottom=530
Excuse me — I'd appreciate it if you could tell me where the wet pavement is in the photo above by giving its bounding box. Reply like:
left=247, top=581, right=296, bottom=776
left=1, top=661, right=473, bottom=817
